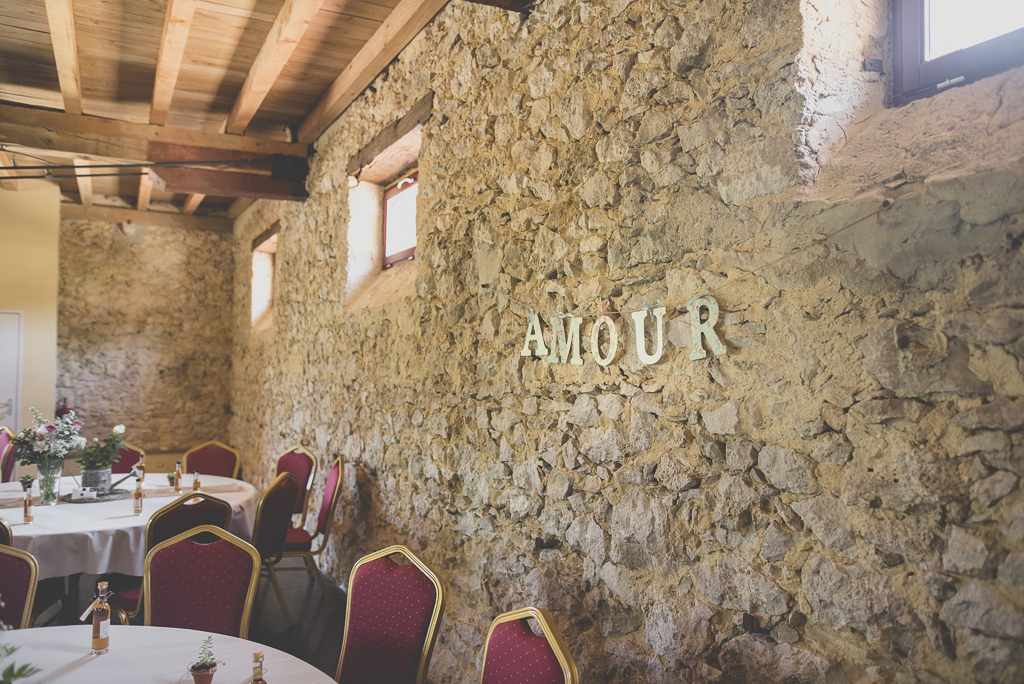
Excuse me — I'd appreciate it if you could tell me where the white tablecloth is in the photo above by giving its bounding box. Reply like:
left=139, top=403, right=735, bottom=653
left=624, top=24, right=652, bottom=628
left=0, top=475, right=258, bottom=579
left=0, top=624, right=334, bottom=683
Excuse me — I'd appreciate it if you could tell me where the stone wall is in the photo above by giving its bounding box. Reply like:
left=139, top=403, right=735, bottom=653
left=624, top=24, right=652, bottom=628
left=230, top=0, right=1024, bottom=682
left=59, top=219, right=233, bottom=451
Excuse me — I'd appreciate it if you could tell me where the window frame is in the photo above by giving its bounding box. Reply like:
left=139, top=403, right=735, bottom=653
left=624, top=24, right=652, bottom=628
left=893, top=0, right=1024, bottom=106
left=381, top=170, right=418, bottom=269
left=250, top=222, right=280, bottom=328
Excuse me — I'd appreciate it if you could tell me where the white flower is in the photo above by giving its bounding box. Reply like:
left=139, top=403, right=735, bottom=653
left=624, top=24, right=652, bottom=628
left=112, top=424, right=126, bottom=435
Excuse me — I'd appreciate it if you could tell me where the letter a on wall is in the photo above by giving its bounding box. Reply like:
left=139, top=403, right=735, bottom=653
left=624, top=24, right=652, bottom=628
left=520, top=313, right=549, bottom=357
left=689, top=295, right=727, bottom=360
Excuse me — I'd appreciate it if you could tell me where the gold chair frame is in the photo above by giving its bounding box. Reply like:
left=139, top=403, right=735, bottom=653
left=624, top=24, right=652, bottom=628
left=0, top=545, right=39, bottom=629
left=142, top=524, right=260, bottom=639
left=480, top=607, right=580, bottom=684
left=334, top=544, right=446, bottom=684
left=0, top=517, right=12, bottom=546
left=278, top=456, right=343, bottom=611
left=277, top=444, right=319, bottom=527
left=1, top=425, right=16, bottom=482
left=251, top=472, right=302, bottom=626
left=112, top=492, right=233, bottom=624
left=183, top=440, right=240, bottom=479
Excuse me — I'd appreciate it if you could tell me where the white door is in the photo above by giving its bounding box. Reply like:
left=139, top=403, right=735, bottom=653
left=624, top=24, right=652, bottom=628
left=0, top=311, right=23, bottom=429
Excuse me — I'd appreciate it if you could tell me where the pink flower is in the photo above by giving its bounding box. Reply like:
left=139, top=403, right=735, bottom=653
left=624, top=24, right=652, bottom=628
left=45, top=424, right=57, bottom=432
left=73, top=420, right=84, bottom=428
left=35, top=427, right=48, bottom=438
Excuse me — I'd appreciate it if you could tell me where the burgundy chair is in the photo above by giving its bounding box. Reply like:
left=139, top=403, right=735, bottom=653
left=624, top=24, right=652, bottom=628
left=0, top=545, right=39, bottom=629
left=183, top=440, right=240, bottom=479
left=0, top=517, right=11, bottom=546
left=250, top=472, right=302, bottom=625
left=108, top=492, right=233, bottom=623
left=1, top=426, right=16, bottom=483
left=334, top=545, right=446, bottom=684
left=276, top=445, right=318, bottom=526
left=280, top=457, right=343, bottom=610
left=480, top=607, right=579, bottom=684
left=113, top=442, right=145, bottom=474
left=144, top=525, right=260, bottom=638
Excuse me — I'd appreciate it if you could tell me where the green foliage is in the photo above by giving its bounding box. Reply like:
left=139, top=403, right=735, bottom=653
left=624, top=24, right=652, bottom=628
left=192, top=635, right=225, bottom=672
left=77, top=427, right=127, bottom=471
left=0, top=604, right=41, bottom=684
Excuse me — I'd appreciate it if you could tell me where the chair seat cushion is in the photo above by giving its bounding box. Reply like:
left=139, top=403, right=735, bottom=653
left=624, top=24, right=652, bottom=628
left=284, top=528, right=312, bottom=552
left=108, top=583, right=141, bottom=612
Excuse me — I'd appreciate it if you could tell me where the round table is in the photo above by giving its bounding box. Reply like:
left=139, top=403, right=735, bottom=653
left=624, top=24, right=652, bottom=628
left=0, top=474, right=258, bottom=579
left=0, top=624, right=335, bottom=683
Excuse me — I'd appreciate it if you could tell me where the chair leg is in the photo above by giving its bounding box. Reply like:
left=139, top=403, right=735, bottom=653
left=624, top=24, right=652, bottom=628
left=267, top=565, right=293, bottom=627
left=304, top=555, right=336, bottom=613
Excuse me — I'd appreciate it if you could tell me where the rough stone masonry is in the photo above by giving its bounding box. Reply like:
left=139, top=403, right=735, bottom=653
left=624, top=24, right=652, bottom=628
left=225, top=0, right=1024, bottom=682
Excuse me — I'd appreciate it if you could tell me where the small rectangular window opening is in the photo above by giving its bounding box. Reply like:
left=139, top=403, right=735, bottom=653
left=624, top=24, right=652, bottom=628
left=382, top=170, right=417, bottom=269
left=251, top=224, right=279, bottom=328
left=894, top=0, right=1024, bottom=105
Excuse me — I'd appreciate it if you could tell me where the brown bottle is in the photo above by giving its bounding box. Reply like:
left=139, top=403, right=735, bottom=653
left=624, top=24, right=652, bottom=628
left=92, top=581, right=110, bottom=654
left=192, top=470, right=201, bottom=492
left=173, top=461, right=182, bottom=493
left=136, top=460, right=145, bottom=483
left=252, top=652, right=266, bottom=683
left=23, top=489, right=33, bottom=524
left=133, top=479, right=144, bottom=515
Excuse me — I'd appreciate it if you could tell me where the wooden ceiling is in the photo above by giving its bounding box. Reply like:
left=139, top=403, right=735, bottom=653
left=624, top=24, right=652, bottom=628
left=0, top=0, right=456, bottom=227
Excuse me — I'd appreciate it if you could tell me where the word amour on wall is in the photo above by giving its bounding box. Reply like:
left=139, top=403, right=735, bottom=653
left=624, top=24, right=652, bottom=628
left=520, top=295, right=727, bottom=366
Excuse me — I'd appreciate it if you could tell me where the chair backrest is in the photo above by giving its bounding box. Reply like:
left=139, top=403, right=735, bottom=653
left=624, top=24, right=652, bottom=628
left=251, top=473, right=301, bottom=563
left=1, top=426, right=15, bottom=483
left=316, top=458, right=344, bottom=539
left=0, top=545, right=39, bottom=629
left=144, top=525, right=260, bottom=638
left=147, top=492, right=233, bottom=551
left=0, top=517, right=12, bottom=546
left=335, top=545, right=445, bottom=684
left=276, top=445, right=318, bottom=517
left=183, top=440, right=240, bottom=479
left=113, top=442, right=145, bottom=474
left=480, top=608, right=579, bottom=684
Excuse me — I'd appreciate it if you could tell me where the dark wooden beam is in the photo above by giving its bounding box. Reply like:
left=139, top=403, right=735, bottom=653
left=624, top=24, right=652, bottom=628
left=347, top=91, right=432, bottom=176
left=61, top=203, right=231, bottom=232
left=463, top=0, right=533, bottom=12
left=149, top=167, right=308, bottom=201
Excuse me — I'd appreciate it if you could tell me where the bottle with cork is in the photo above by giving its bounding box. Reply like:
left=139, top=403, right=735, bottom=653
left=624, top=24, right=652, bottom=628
left=252, top=652, right=266, bottom=683
left=80, top=581, right=111, bottom=655
left=133, top=479, right=144, bottom=515
left=174, top=461, right=183, bottom=493
left=23, top=484, right=33, bottom=525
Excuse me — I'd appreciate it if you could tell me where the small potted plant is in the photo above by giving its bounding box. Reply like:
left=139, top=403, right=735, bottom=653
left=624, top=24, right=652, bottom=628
left=188, top=635, right=224, bottom=684
left=77, top=425, right=126, bottom=496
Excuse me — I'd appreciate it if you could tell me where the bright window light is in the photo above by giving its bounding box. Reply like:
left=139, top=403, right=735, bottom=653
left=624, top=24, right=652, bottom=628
left=251, top=232, right=277, bottom=326
left=384, top=173, right=417, bottom=263
left=926, top=0, right=1024, bottom=60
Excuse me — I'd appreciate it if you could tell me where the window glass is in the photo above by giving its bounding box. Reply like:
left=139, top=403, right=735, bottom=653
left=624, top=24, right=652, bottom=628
left=251, top=232, right=277, bottom=326
left=926, top=0, right=1024, bottom=60
left=383, top=172, right=417, bottom=265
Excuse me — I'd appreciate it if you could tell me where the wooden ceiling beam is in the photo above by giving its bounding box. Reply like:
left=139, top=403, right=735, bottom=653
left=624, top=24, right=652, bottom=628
left=0, top=150, right=20, bottom=191
left=182, top=193, right=205, bottom=215
left=462, top=0, right=533, bottom=12
left=151, top=166, right=308, bottom=200
left=43, top=0, right=84, bottom=115
left=297, top=0, right=449, bottom=144
left=137, top=172, right=153, bottom=211
left=225, top=0, right=324, bottom=135
left=61, top=203, right=231, bottom=232
left=226, top=197, right=255, bottom=218
left=0, top=103, right=310, bottom=158
left=150, top=0, right=199, bottom=125
left=72, top=158, right=93, bottom=207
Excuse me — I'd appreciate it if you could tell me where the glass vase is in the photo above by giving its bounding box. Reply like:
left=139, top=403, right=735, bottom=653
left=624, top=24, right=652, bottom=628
left=38, top=460, right=63, bottom=506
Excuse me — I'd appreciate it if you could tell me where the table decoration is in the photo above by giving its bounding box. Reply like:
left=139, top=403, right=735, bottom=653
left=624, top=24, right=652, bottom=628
left=188, top=635, right=224, bottom=684
left=77, top=424, right=127, bottom=495
left=10, top=409, right=86, bottom=506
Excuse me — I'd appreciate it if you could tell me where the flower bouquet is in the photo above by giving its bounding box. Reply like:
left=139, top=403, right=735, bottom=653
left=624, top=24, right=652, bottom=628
left=10, top=408, right=87, bottom=505
left=77, top=425, right=126, bottom=494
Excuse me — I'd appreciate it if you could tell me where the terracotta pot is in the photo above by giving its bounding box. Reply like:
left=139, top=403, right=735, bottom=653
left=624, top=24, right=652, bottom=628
left=189, top=665, right=216, bottom=684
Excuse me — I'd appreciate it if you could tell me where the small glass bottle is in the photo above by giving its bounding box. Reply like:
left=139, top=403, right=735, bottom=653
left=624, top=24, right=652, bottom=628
left=92, top=581, right=110, bottom=654
left=23, top=488, right=33, bottom=525
left=192, top=470, right=201, bottom=492
left=252, top=652, right=266, bottom=683
left=133, top=479, right=144, bottom=515
left=173, top=461, right=182, bottom=493
left=135, top=460, right=145, bottom=483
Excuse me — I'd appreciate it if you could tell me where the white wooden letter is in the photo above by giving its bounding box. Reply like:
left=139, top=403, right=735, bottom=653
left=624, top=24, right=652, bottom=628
left=521, top=314, right=549, bottom=357
left=631, top=306, right=667, bottom=365
left=546, top=316, right=584, bottom=366
left=590, top=315, right=618, bottom=367
left=689, top=295, right=727, bottom=360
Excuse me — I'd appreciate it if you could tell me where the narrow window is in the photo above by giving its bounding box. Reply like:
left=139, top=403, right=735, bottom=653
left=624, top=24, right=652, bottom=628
left=251, top=223, right=279, bottom=329
left=383, top=171, right=417, bottom=269
left=894, top=0, right=1024, bottom=105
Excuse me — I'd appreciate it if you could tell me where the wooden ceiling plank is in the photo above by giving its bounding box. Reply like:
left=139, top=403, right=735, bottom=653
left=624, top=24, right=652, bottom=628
left=137, top=172, right=153, bottom=211
left=61, top=203, right=230, bottom=232
left=226, top=196, right=255, bottom=217
left=151, top=0, right=199, bottom=125
left=0, top=150, right=20, bottom=191
left=72, top=158, right=93, bottom=207
left=225, top=0, right=325, bottom=135
left=43, top=0, right=84, bottom=115
left=152, top=166, right=308, bottom=201
left=182, top=192, right=205, bottom=214
left=0, top=103, right=310, bottom=157
left=297, top=0, right=448, bottom=143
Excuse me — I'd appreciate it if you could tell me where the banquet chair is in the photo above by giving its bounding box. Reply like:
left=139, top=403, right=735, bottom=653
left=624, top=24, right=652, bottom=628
left=334, top=545, right=446, bottom=684
left=479, top=607, right=579, bottom=684
left=0, top=517, right=10, bottom=546
left=183, top=440, right=240, bottom=479
left=250, top=472, right=302, bottom=626
left=1, top=425, right=15, bottom=482
left=113, top=442, right=145, bottom=474
left=0, top=545, right=39, bottom=629
left=108, top=492, right=233, bottom=624
left=279, top=456, right=343, bottom=610
left=276, top=445, right=318, bottom=527
left=144, top=525, right=260, bottom=638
